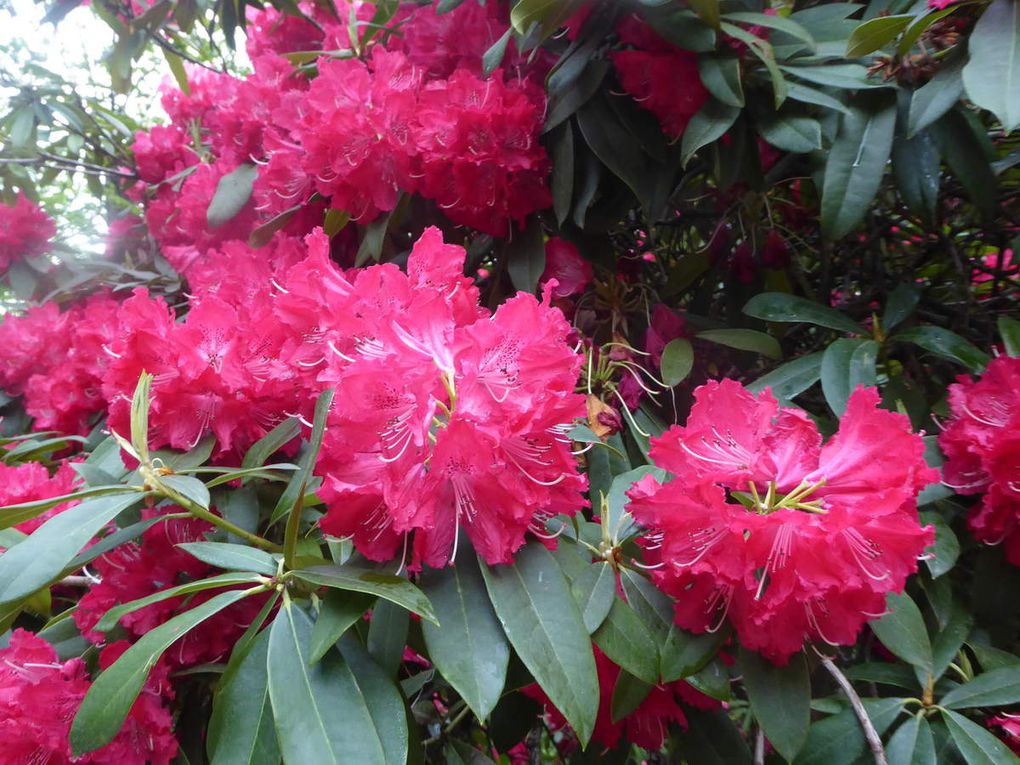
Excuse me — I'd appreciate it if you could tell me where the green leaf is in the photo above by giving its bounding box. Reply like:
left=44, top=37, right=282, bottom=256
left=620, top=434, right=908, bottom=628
left=871, top=591, right=933, bottom=679
left=919, top=511, right=960, bottom=578
left=822, top=338, right=867, bottom=416
left=892, top=127, right=940, bottom=226
left=248, top=204, right=302, bottom=248
left=758, top=110, right=822, bottom=153
left=242, top=417, right=301, bottom=471
left=720, top=23, right=788, bottom=106
left=931, top=108, right=999, bottom=220
left=739, top=648, right=811, bottom=762
left=997, top=316, right=1020, bottom=357
left=509, top=0, right=577, bottom=40
left=570, top=561, right=615, bottom=634
left=0, top=485, right=138, bottom=531
left=506, top=216, right=546, bottom=294
left=962, top=0, right=1020, bottom=133
left=676, top=709, right=754, bottom=765
left=550, top=121, right=574, bottom=226
left=161, top=474, right=211, bottom=510
left=271, top=388, right=334, bottom=524
left=593, top=595, right=660, bottom=685
left=336, top=635, right=409, bottom=765
left=482, top=28, right=512, bottom=77
left=794, top=698, right=905, bottom=765
left=0, top=492, right=145, bottom=606
left=942, top=708, right=1020, bottom=765
left=309, top=590, right=373, bottom=664
left=883, top=284, right=921, bottom=332
left=782, top=63, right=891, bottom=90
left=688, top=0, right=721, bottom=29
left=931, top=602, right=973, bottom=682
left=894, top=327, right=990, bottom=373
left=207, top=629, right=280, bottom=765
left=887, top=715, right=936, bottom=765
left=177, top=542, right=278, bottom=576
left=681, top=98, right=740, bottom=166
left=367, top=598, right=409, bottom=678
left=95, top=571, right=264, bottom=632
left=747, top=352, right=825, bottom=400
left=941, top=667, right=1020, bottom=710
left=293, top=565, right=437, bottom=624
left=846, top=14, right=913, bottom=58
left=610, top=670, right=653, bottom=722
left=660, top=338, right=694, bottom=386
left=620, top=568, right=722, bottom=682
left=908, top=53, right=965, bottom=137
left=421, top=551, right=509, bottom=720
left=71, top=588, right=258, bottom=755
left=821, top=93, right=897, bottom=240
left=207, top=164, right=257, bottom=229
left=744, top=292, right=864, bottom=334
left=267, top=603, right=386, bottom=765
left=696, top=328, right=782, bottom=359
left=480, top=543, right=599, bottom=744
left=787, top=82, right=850, bottom=115
left=725, top=11, right=815, bottom=48
left=129, top=372, right=152, bottom=463
left=698, top=54, right=744, bottom=107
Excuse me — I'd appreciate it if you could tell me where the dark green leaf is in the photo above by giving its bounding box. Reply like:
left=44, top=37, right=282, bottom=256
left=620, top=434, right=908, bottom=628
left=336, top=635, right=409, bottom=765
left=931, top=602, right=973, bottom=682
left=681, top=99, right=740, bottom=166
left=242, top=417, right=301, bottom=472
left=550, top=122, right=574, bottom=226
left=676, top=709, right=753, bottom=765
left=821, top=93, right=897, bottom=240
left=698, top=54, right=744, bottom=107
left=593, top=595, right=660, bottom=685
left=744, top=292, right=864, bottom=334
left=871, top=591, right=934, bottom=678
left=931, top=108, right=998, bottom=219
left=894, top=327, right=990, bottom=373
left=759, top=110, right=823, bottom=153
left=941, top=667, right=1020, bottom=710
left=0, top=492, right=145, bottom=606
left=747, top=352, right=825, bottom=400
left=908, top=53, right=965, bottom=137
left=367, top=598, right=410, bottom=678
left=942, top=708, right=1020, bottom=764
left=207, top=629, right=280, bottom=765
left=506, top=216, right=546, bottom=294
left=887, top=715, right=936, bottom=765
left=480, top=543, right=598, bottom=744
left=293, top=565, right=437, bottom=624
left=610, top=670, right=653, bottom=722
left=207, top=164, right=257, bottom=229
left=482, top=28, right=511, bottom=77
left=782, top=63, right=891, bottom=90
left=739, top=648, right=811, bottom=762
left=998, top=316, right=1020, bottom=357
left=794, top=698, right=905, bottom=765
left=0, top=485, right=137, bottom=531
left=421, top=552, right=509, bottom=720
left=696, top=328, right=782, bottom=359
left=570, top=562, right=615, bottom=634
left=787, top=82, right=850, bottom=114
left=892, top=127, right=940, bottom=226
left=822, top=338, right=869, bottom=416
left=883, top=284, right=921, bottom=331
left=721, top=23, right=788, bottom=106
left=271, top=388, right=334, bottom=524
left=660, top=338, right=694, bottom=385
left=309, top=590, right=373, bottom=664
left=846, top=14, right=913, bottom=58
left=160, top=474, right=211, bottom=510
left=71, top=588, right=258, bottom=755
left=962, top=0, right=1020, bottom=133
left=918, top=511, right=959, bottom=579
left=267, top=603, right=386, bottom=765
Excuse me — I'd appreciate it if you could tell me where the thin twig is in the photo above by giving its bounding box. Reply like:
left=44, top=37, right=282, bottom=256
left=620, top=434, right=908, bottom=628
left=817, top=652, right=889, bottom=765
left=754, top=727, right=765, bottom=765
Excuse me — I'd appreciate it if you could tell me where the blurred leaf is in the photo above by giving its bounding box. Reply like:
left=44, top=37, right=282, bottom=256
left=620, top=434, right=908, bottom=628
left=892, top=127, right=940, bottom=227
left=660, top=338, right=694, bottom=386
left=962, top=0, right=1020, bottom=133
left=908, top=53, right=965, bottom=137
left=676, top=709, right=753, bottom=764
left=506, top=216, right=546, bottom=294
left=758, top=110, right=823, bottom=153
left=894, top=327, right=990, bottom=373
left=744, top=292, right=864, bottom=334
left=998, top=316, right=1020, bottom=356
left=482, top=28, right=511, bottom=77
left=884, top=284, right=922, bottom=331
left=696, top=328, right=782, bottom=359
left=698, top=54, right=744, bottom=107
left=682, top=99, right=740, bottom=166
left=846, top=15, right=913, bottom=58
left=207, top=164, right=257, bottom=229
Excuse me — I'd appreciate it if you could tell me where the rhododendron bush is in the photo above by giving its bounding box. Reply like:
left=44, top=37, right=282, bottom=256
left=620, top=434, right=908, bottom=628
left=2, top=0, right=1020, bottom=763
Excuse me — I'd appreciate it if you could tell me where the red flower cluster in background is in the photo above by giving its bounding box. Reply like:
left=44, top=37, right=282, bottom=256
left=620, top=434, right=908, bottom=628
left=0, top=193, right=55, bottom=275
left=0, top=630, right=177, bottom=765
left=939, top=355, right=1020, bottom=565
left=627, top=381, right=935, bottom=663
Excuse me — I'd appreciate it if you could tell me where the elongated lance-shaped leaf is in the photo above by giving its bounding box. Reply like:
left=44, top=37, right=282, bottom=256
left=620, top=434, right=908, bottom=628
left=292, top=564, right=437, bottom=624
left=738, top=648, right=811, bottom=762
left=0, top=485, right=138, bottom=531
left=177, top=542, right=279, bottom=576
left=71, top=587, right=262, bottom=755
left=130, top=372, right=153, bottom=464
left=271, top=388, right=334, bottom=524
left=0, top=492, right=147, bottom=606
left=480, top=543, right=598, bottom=744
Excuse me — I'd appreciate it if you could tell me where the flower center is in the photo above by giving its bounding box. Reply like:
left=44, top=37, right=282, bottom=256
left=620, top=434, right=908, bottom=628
left=734, top=478, right=828, bottom=515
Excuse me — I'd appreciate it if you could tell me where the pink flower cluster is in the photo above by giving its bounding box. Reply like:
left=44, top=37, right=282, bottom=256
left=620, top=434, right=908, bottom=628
left=0, top=630, right=176, bottom=765
left=0, top=460, right=82, bottom=535
left=627, top=381, right=936, bottom=663
left=0, top=193, right=55, bottom=275
left=0, top=294, right=122, bottom=436
left=131, top=0, right=551, bottom=245
left=939, top=355, right=1020, bottom=565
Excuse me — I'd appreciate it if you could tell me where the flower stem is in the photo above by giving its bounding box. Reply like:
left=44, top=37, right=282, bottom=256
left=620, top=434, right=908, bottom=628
left=165, top=487, right=282, bottom=552
left=817, top=652, right=889, bottom=765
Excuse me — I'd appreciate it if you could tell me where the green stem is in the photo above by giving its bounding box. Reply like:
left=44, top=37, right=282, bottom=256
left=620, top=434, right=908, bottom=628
left=163, top=486, right=282, bottom=552
left=282, top=476, right=310, bottom=570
